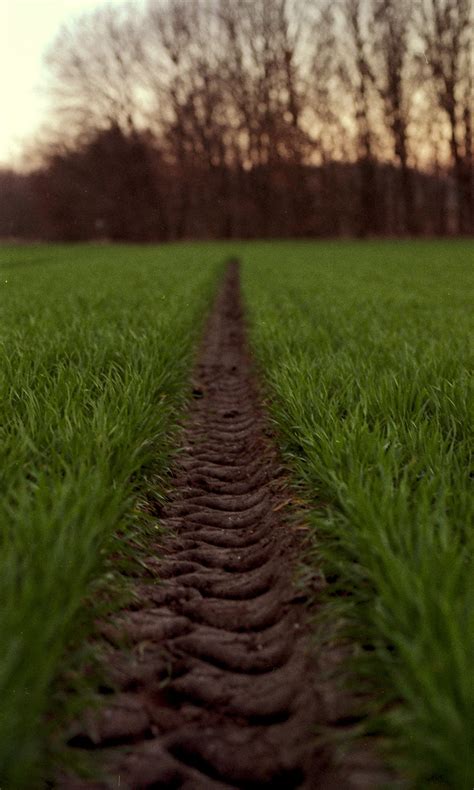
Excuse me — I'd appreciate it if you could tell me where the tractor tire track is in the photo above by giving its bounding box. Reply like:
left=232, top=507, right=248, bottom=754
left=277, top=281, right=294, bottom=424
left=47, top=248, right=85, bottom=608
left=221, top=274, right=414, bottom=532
left=61, top=260, right=338, bottom=789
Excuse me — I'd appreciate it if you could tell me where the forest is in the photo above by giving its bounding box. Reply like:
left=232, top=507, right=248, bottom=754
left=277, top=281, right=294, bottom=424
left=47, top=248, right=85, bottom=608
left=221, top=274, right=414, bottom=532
left=0, top=0, right=472, bottom=240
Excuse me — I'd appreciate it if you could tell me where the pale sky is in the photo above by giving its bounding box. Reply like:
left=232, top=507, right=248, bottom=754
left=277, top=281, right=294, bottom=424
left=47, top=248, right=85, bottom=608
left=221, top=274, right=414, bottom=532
left=0, top=0, right=126, bottom=168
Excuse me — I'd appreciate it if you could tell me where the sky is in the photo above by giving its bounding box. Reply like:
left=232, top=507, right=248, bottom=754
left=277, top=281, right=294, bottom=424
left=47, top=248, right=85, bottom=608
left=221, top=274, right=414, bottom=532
left=0, top=0, right=125, bottom=168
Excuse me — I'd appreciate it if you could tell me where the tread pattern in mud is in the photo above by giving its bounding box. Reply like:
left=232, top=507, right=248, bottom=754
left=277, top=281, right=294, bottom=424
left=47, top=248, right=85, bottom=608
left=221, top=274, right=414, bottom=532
left=63, top=261, right=325, bottom=789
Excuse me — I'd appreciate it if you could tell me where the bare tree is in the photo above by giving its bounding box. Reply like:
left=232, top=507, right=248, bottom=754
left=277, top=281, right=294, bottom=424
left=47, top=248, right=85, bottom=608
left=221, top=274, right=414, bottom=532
left=340, top=0, right=382, bottom=235
left=415, top=0, right=473, bottom=233
left=217, top=0, right=314, bottom=234
left=143, top=0, right=231, bottom=236
left=370, top=0, right=417, bottom=233
left=42, top=4, right=170, bottom=240
left=304, top=3, right=351, bottom=233
left=45, top=4, right=148, bottom=140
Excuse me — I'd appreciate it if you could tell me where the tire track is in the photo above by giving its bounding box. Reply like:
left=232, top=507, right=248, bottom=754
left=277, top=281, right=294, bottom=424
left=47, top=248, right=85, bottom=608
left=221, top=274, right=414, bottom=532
left=61, top=260, right=333, bottom=789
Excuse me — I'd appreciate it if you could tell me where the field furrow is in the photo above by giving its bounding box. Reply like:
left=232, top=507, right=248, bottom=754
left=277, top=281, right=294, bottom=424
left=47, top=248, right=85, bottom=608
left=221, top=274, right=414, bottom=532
left=59, top=261, right=354, bottom=789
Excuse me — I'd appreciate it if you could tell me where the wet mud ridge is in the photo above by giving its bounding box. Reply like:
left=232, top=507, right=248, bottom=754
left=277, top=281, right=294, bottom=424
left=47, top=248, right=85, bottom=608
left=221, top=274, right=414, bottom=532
left=63, top=261, right=331, bottom=789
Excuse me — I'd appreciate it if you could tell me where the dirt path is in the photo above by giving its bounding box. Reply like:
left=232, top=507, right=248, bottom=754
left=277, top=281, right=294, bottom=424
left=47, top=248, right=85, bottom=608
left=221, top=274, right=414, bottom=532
left=62, top=261, right=340, bottom=788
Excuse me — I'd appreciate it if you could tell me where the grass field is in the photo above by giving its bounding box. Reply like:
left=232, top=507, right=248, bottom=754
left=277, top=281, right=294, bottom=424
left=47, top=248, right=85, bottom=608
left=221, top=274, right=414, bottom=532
left=242, top=240, right=473, bottom=788
left=0, top=243, right=223, bottom=786
left=0, top=239, right=472, bottom=787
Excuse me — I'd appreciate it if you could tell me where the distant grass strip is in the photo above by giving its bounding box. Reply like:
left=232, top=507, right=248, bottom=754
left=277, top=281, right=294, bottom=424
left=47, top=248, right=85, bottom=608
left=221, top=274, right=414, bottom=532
left=0, top=243, right=222, bottom=787
left=242, top=240, right=474, bottom=788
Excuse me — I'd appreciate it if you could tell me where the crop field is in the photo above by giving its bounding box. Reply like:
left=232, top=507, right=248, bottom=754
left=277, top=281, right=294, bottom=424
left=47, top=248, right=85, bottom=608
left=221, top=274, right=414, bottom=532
left=0, top=239, right=472, bottom=788
left=243, top=240, right=473, bottom=787
left=0, top=244, right=223, bottom=786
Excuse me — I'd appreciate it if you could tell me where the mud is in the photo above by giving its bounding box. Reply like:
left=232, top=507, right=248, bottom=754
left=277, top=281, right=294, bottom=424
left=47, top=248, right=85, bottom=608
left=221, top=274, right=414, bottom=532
left=59, top=261, right=373, bottom=789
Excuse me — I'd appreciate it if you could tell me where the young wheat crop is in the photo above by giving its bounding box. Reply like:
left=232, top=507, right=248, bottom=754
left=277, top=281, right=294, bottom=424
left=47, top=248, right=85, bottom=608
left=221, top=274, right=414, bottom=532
left=243, top=239, right=473, bottom=787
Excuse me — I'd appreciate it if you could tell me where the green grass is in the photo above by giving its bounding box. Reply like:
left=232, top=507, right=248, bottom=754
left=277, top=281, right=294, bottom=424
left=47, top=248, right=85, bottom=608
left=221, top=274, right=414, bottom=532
left=1, top=239, right=472, bottom=788
left=0, top=243, right=224, bottom=787
left=241, top=240, right=473, bottom=789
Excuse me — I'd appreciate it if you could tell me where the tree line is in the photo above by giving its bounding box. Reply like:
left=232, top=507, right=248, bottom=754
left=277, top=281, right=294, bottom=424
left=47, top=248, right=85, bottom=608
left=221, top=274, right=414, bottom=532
left=1, top=0, right=472, bottom=240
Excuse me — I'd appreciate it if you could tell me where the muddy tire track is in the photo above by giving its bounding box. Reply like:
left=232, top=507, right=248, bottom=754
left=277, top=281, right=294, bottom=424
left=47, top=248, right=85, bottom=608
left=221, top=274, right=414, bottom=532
left=61, top=261, right=336, bottom=789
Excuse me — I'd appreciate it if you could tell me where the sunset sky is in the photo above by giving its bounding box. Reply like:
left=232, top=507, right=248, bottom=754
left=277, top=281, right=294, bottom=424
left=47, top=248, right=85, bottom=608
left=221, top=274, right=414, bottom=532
left=0, top=0, right=129, bottom=167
